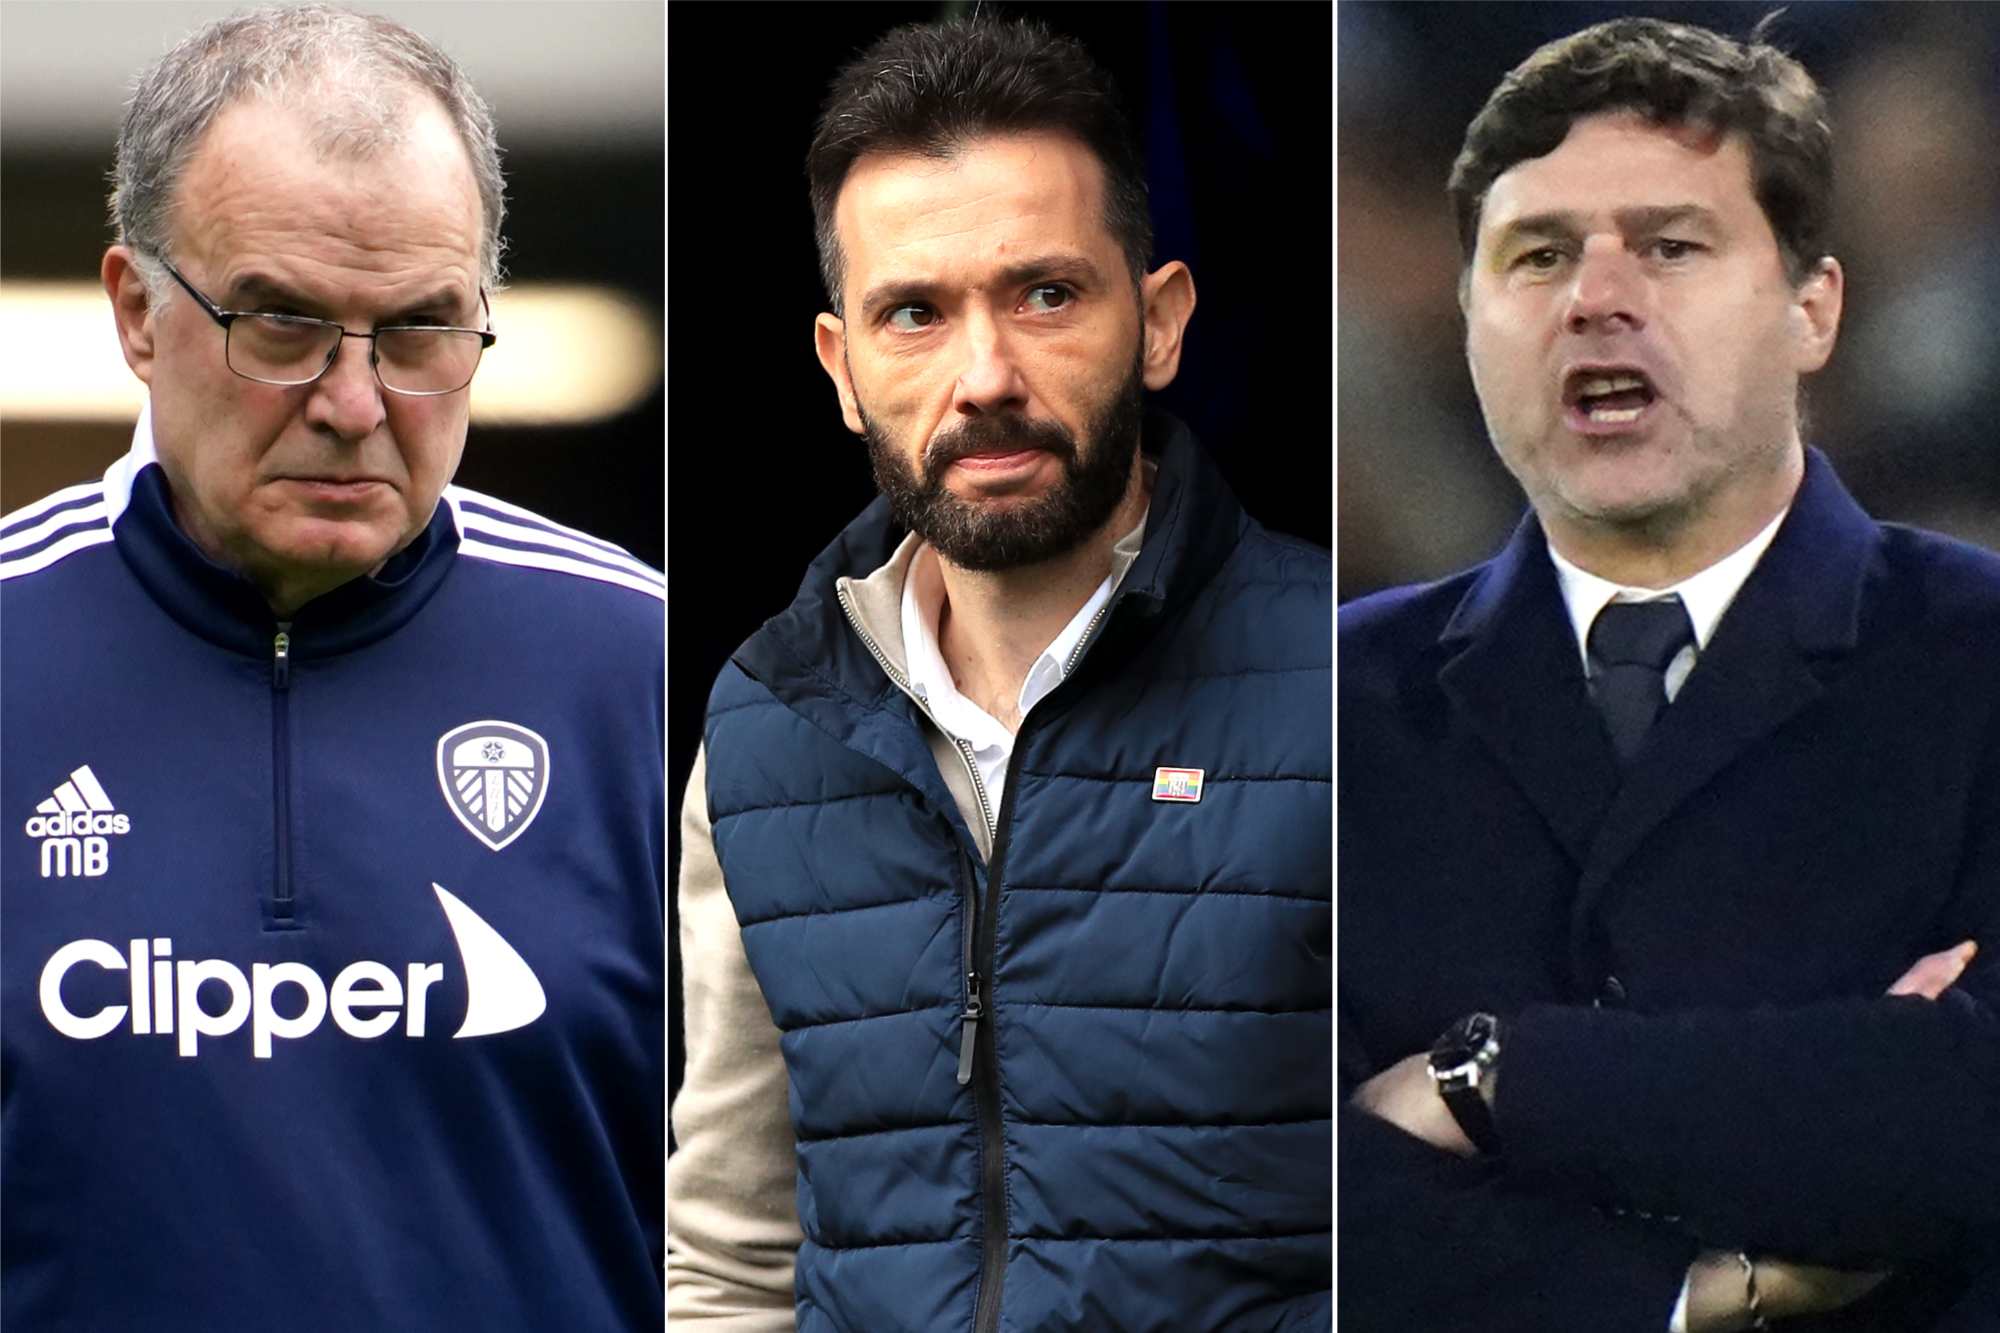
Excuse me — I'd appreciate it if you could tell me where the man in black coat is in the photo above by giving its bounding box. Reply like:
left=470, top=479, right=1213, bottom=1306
left=1339, top=18, right=2000, bottom=1331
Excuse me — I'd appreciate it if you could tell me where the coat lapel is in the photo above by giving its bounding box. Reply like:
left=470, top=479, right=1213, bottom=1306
left=1577, top=451, right=1879, bottom=896
left=1438, top=516, right=1621, bottom=870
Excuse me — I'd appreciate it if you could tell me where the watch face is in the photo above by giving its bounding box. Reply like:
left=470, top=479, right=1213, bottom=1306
left=1427, top=1013, right=1504, bottom=1155
left=1431, top=1013, right=1498, bottom=1072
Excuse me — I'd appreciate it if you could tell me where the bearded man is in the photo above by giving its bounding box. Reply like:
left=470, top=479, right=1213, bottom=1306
left=666, top=17, right=1331, bottom=1333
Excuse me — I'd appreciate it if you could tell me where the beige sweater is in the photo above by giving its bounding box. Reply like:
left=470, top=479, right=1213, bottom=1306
left=665, top=748, right=798, bottom=1329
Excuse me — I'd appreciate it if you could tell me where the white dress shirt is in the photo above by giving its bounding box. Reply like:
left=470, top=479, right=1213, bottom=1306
left=899, top=513, right=1145, bottom=820
left=1549, top=506, right=1789, bottom=702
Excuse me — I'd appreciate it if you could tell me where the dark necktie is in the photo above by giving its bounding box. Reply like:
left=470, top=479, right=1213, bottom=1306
left=1587, top=597, right=1695, bottom=763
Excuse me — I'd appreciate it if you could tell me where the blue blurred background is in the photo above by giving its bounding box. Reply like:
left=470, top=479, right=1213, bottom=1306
left=1339, top=1, right=2000, bottom=601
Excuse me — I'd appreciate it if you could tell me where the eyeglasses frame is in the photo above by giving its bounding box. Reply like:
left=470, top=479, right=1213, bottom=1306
left=150, top=255, right=497, bottom=397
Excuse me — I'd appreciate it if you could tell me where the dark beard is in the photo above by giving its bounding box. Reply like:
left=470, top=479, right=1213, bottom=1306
left=863, top=363, right=1144, bottom=572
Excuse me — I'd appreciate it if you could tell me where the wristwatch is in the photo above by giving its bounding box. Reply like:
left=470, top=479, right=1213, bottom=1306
left=1428, top=1012, right=1504, bottom=1155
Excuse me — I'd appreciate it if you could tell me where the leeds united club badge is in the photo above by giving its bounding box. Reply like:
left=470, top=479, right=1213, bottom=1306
left=437, top=721, right=550, bottom=851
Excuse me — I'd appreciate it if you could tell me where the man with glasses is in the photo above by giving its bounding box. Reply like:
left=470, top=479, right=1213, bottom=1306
left=155, top=256, right=495, bottom=399
left=0, top=8, right=664, bottom=1330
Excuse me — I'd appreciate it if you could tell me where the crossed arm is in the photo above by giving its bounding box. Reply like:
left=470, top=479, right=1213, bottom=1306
left=1344, top=942, right=1995, bottom=1331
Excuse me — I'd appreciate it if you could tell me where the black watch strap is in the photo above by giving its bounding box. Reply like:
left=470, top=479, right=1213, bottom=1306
left=1428, top=1012, right=1504, bottom=1155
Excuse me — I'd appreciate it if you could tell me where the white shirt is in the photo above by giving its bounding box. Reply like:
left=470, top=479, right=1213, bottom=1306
left=1549, top=506, right=1789, bottom=702
left=899, top=515, right=1143, bottom=820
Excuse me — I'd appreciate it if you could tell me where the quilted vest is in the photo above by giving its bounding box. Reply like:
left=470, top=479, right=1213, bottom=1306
left=705, top=415, right=1330, bottom=1333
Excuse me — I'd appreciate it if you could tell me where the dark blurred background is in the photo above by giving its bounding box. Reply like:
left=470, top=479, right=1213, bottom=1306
left=1339, top=0, right=2000, bottom=603
left=666, top=1, right=1333, bottom=1118
left=0, top=1, right=664, bottom=569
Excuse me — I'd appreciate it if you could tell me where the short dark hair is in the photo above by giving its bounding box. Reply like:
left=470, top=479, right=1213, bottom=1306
left=1448, top=16, right=1832, bottom=285
left=805, top=17, right=1152, bottom=314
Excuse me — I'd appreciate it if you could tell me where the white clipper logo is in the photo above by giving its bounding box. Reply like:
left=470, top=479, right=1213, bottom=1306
left=433, top=883, right=546, bottom=1037
left=437, top=721, right=549, bottom=851
left=37, top=883, right=546, bottom=1054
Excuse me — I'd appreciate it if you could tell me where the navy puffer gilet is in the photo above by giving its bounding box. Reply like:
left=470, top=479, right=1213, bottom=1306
left=705, top=414, right=1331, bottom=1333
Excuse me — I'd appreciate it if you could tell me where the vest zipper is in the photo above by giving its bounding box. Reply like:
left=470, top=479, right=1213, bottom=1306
left=953, top=737, right=998, bottom=839
left=270, top=626, right=294, bottom=924
left=968, top=742, right=1031, bottom=1333
left=835, top=584, right=997, bottom=840
left=839, top=578, right=1131, bottom=1333
left=965, top=596, right=1125, bottom=1333
left=836, top=584, right=1010, bottom=1321
left=956, top=849, right=983, bottom=1085
left=1061, top=595, right=1118, bottom=678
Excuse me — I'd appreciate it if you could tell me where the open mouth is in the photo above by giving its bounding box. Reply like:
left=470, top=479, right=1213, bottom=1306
left=1564, top=369, right=1658, bottom=426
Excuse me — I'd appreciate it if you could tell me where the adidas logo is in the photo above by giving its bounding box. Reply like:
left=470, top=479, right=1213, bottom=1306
left=24, top=765, right=130, bottom=878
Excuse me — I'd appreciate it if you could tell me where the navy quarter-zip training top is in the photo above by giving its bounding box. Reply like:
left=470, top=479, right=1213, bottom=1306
left=1, top=415, right=665, bottom=1332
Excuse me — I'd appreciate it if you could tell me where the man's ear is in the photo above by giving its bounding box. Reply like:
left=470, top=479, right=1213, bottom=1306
left=102, top=247, right=158, bottom=386
left=1138, top=261, right=1196, bottom=391
left=1792, top=255, right=1843, bottom=375
left=814, top=313, right=865, bottom=435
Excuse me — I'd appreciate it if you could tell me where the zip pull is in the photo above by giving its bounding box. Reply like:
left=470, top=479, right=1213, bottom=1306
left=956, top=970, right=984, bottom=1085
left=271, top=629, right=291, bottom=690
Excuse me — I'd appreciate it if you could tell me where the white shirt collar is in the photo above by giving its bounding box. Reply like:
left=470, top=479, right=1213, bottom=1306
left=1548, top=505, right=1790, bottom=668
left=900, top=523, right=1133, bottom=747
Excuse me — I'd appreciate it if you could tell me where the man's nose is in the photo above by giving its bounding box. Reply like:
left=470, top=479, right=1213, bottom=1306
left=948, top=310, right=1028, bottom=417
left=1563, top=242, right=1647, bottom=335
left=304, top=333, right=387, bottom=439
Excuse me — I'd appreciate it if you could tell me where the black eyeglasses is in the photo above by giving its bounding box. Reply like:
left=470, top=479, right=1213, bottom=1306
left=153, top=256, right=497, bottom=396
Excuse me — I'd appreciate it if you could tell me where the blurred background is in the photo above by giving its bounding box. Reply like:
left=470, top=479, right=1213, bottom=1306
left=667, top=1, right=1332, bottom=1115
left=1339, top=0, right=2000, bottom=603
left=0, top=0, right=664, bottom=569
